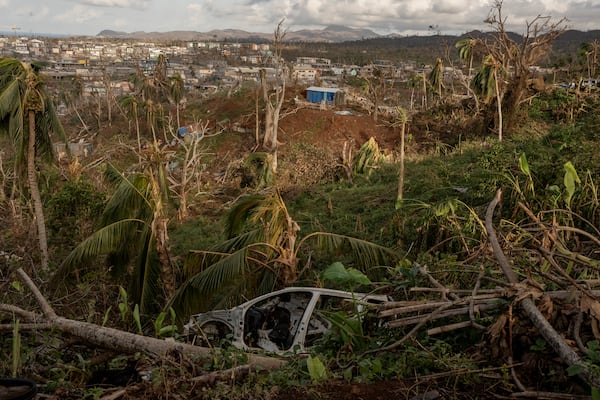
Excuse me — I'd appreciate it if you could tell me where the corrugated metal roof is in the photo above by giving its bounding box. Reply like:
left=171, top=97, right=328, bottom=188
left=306, top=86, right=342, bottom=93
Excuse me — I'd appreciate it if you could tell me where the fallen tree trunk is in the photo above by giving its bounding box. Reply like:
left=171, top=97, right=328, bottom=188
left=485, top=189, right=600, bottom=388
left=4, top=268, right=284, bottom=371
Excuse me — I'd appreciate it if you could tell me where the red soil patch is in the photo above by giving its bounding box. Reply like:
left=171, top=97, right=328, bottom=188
left=278, top=108, right=399, bottom=151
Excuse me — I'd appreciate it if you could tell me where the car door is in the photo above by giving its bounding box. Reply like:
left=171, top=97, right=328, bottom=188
left=241, top=290, right=314, bottom=353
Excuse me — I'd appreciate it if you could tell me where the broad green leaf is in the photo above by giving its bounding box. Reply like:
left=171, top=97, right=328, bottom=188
left=102, top=306, right=112, bottom=327
left=519, top=153, right=531, bottom=177
left=321, top=262, right=371, bottom=287
left=307, top=355, right=327, bottom=383
left=133, top=304, right=142, bottom=334
left=10, top=281, right=22, bottom=292
left=347, top=268, right=372, bottom=285
left=119, top=286, right=128, bottom=303
left=155, top=312, right=166, bottom=336
left=563, top=161, right=580, bottom=207
left=158, top=325, right=177, bottom=337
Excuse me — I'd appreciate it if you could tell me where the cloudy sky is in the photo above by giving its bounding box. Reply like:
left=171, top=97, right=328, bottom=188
left=0, top=0, right=599, bottom=37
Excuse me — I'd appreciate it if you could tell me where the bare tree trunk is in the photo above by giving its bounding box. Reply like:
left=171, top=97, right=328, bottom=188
left=151, top=169, right=175, bottom=299
left=395, top=107, right=408, bottom=208
left=155, top=216, right=175, bottom=298
left=422, top=70, right=427, bottom=109
left=6, top=269, right=284, bottom=370
left=494, top=69, right=503, bottom=142
left=73, top=106, right=89, bottom=133
left=397, top=122, right=405, bottom=205
left=28, top=111, right=49, bottom=271
left=500, top=76, right=527, bottom=137
left=104, top=69, right=113, bottom=127
left=134, top=107, right=141, bottom=164
left=260, top=69, right=284, bottom=173
left=255, top=87, right=260, bottom=146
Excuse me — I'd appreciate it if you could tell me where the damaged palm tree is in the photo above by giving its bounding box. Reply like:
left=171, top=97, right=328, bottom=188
left=57, top=143, right=176, bottom=313
left=0, top=58, right=68, bottom=271
left=353, top=137, right=382, bottom=177
left=170, top=188, right=398, bottom=318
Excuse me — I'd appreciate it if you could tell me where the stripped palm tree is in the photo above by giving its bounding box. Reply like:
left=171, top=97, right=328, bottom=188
left=169, top=189, right=398, bottom=318
left=168, top=72, right=185, bottom=129
left=455, top=38, right=481, bottom=111
left=429, top=58, right=444, bottom=100
left=455, top=38, right=477, bottom=81
left=473, top=54, right=505, bottom=141
left=118, top=94, right=142, bottom=158
left=0, top=58, right=67, bottom=270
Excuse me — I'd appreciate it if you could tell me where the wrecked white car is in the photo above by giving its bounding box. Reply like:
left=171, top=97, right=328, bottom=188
left=184, top=287, right=389, bottom=354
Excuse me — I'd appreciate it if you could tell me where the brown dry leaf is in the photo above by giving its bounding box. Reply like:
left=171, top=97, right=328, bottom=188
left=537, top=294, right=554, bottom=320
left=488, top=313, right=509, bottom=359
left=580, top=296, right=600, bottom=342
left=511, top=282, right=544, bottom=303
left=488, top=313, right=508, bottom=339
left=580, top=296, right=600, bottom=320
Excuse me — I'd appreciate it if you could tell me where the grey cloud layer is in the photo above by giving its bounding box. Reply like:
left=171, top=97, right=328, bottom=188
left=1, top=0, right=599, bottom=36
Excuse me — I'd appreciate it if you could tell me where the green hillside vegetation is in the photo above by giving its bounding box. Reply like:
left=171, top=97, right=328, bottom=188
left=1, top=12, right=600, bottom=399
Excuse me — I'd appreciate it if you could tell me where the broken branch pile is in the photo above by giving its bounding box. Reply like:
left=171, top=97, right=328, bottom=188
left=378, top=189, right=600, bottom=393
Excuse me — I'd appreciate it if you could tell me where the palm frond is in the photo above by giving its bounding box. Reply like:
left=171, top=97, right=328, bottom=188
left=0, top=79, right=23, bottom=118
left=208, top=228, right=264, bottom=257
left=101, top=173, right=153, bottom=225
left=171, top=246, right=257, bottom=316
left=182, top=230, right=264, bottom=279
left=300, top=232, right=399, bottom=272
left=56, top=219, right=147, bottom=280
left=188, top=247, right=252, bottom=292
left=103, top=163, right=126, bottom=187
left=34, top=105, right=60, bottom=163
left=225, top=194, right=266, bottom=237
left=131, top=231, right=162, bottom=313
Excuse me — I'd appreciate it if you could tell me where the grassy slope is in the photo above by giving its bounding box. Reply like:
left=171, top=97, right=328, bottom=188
left=171, top=91, right=600, bottom=277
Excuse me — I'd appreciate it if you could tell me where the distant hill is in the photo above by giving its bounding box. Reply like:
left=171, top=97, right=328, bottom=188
left=97, top=26, right=599, bottom=55
left=97, top=25, right=382, bottom=43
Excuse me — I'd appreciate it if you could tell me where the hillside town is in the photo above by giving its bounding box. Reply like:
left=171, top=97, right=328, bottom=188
left=0, top=34, right=463, bottom=100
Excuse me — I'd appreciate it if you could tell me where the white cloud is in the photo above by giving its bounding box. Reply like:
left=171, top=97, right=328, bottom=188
left=433, top=0, right=472, bottom=14
left=78, top=0, right=150, bottom=9
left=2, top=0, right=597, bottom=37
left=55, top=5, right=102, bottom=23
left=174, top=0, right=596, bottom=35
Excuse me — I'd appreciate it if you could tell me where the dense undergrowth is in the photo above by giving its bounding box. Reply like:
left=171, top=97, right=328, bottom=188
left=1, top=87, right=600, bottom=399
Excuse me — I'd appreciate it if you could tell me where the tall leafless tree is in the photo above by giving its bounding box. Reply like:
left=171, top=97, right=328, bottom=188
left=261, top=19, right=287, bottom=173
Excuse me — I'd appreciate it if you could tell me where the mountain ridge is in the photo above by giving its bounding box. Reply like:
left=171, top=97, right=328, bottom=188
left=97, top=25, right=385, bottom=43
left=97, top=26, right=600, bottom=47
